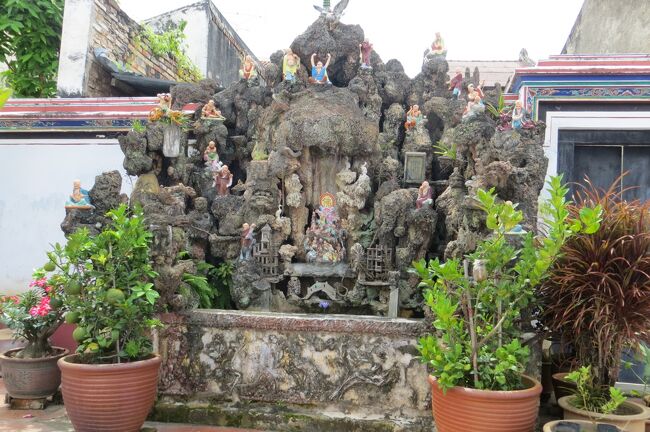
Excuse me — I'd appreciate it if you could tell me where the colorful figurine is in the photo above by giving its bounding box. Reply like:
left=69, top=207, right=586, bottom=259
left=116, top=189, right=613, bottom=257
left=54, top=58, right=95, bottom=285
left=65, top=180, right=94, bottom=210
left=359, top=38, right=373, bottom=69
left=404, top=105, right=424, bottom=131
left=416, top=181, right=433, bottom=209
left=203, top=141, right=223, bottom=172
left=303, top=193, right=346, bottom=263
left=472, top=259, right=488, bottom=282
left=282, top=49, right=301, bottom=83
left=309, top=53, right=332, bottom=85
left=201, top=100, right=225, bottom=120
left=511, top=100, right=525, bottom=129
left=239, top=223, right=257, bottom=261
left=431, top=32, right=446, bottom=56
left=449, top=68, right=463, bottom=99
left=148, top=93, right=171, bottom=122
left=239, top=55, right=258, bottom=83
left=463, top=81, right=486, bottom=119
left=157, top=93, right=171, bottom=110
left=424, top=32, right=447, bottom=63
left=214, top=165, right=233, bottom=196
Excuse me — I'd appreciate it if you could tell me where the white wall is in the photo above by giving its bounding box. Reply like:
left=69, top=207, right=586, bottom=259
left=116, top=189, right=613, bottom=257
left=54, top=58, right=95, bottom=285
left=0, top=141, right=132, bottom=294
left=56, top=0, right=95, bottom=97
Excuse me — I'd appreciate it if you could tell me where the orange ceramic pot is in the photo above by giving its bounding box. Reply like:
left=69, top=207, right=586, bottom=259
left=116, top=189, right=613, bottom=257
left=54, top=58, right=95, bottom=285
left=429, top=375, right=542, bottom=432
left=59, top=354, right=161, bottom=432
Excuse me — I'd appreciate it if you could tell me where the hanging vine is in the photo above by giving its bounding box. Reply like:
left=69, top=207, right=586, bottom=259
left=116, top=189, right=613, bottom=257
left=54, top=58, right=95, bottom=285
left=136, top=20, right=203, bottom=83
left=0, top=0, right=64, bottom=97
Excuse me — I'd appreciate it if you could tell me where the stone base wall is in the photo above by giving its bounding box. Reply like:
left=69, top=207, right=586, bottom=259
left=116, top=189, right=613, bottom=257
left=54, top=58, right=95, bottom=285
left=154, top=310, right=433, bottom=431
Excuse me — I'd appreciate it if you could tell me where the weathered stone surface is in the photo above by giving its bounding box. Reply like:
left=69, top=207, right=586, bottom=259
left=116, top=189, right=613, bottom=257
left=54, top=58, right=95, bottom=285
left=291, top=18, right=373, bottom=87
left=155, top=311, right=432, bottom=431
left=131, top=172, right=160, bottom=206
left=375, top=60, right=410, bottom=107
left=408, top=56, right=449, bottom=105
left=171, top=79, right=221, bottom=109
left=230, top=259, right=270, bottom=310
left=210, top=195, right=244, bottom=235
left=262, top=86, right=379, bottom=158
left=119, top=130, right=153, bottom=176
left=89, top=170, right=125, bottom=214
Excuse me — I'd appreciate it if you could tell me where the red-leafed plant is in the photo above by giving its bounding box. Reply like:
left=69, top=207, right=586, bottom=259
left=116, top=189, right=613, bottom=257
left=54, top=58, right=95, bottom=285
left=539, top=176, right=650, bottom=388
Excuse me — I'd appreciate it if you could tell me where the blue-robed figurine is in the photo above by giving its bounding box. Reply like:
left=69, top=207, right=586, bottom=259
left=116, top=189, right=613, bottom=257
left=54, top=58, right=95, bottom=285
left=309, top=53, right=332, bottom=85
left=65, top=179, right=94, bottom=210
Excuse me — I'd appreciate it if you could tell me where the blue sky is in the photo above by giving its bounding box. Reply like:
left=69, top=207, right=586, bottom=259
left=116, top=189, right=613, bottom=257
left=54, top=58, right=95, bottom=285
left=121, top=0, right=585, bottom=77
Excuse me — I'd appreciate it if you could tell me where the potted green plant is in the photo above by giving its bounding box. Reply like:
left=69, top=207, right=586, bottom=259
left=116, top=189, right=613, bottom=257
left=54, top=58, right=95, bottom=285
left=0, top=272, right=69, bottom=401
left=554, top=366, right=650, bottom=432
left=53, top=204, right=162, bottom=432
left=433, top=141, right=463, bottom=176
left=540, top=177, right=650, bottom=429
left=413, top=176, right=601, bottom=432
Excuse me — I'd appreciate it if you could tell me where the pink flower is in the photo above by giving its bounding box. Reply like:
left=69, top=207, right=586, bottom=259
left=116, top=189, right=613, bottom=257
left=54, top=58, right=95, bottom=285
left=28, top=297, right=51, bottom=317
left=45, top=286, right=52, bottom=293
left=30, top=277, right=48, bottom=288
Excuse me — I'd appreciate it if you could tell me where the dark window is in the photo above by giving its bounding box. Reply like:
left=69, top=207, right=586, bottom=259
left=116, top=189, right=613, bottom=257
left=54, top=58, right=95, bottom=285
left=558, top=130, right=650, bottom=202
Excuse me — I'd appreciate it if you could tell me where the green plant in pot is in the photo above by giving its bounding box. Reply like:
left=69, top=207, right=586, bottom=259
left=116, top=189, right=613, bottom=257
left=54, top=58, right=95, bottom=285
left=0, top=270, right=70, bottom=402
left=53, top=204, right=162, bottom=432
left=413, top=176, right=601, bottom=432
left=540, top=178, right=650, bottom=431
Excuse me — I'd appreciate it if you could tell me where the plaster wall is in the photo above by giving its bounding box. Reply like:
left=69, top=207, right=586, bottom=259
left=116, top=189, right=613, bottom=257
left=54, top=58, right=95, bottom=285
left=56, top=0, right=95, bottom=97
left=563, top=0, right=650, bottom=54
left=0, top=141, right=131, bottom=293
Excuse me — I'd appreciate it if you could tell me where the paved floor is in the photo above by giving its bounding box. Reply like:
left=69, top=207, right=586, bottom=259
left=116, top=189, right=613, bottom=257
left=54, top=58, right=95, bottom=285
left=0, top=380, right=262, bottom=432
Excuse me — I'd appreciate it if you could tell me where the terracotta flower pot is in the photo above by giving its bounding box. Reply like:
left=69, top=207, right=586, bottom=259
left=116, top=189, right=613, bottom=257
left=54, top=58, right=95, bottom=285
left=58, top=354, right=161, bottom=432
left=543, top=419, right=622, bottom=432
left=559, top=395, right=650, bottom=432
left=0, top=347, right=68, bottom=399
left=429, top=374, right=542, bottom=432
left=552, top=372, right=577, bottom=402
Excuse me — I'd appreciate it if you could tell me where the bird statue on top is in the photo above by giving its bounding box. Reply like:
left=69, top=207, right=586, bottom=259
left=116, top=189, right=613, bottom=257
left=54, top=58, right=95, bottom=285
left=313, top=0, right=350, bottom=30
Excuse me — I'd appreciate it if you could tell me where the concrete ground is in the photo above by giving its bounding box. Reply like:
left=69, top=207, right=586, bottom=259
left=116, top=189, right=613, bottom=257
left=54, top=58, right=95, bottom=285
left=0, top=379, right=263, bottom=432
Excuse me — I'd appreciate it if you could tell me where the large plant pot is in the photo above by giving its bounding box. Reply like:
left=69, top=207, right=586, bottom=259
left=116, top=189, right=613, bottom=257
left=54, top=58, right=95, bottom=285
left=552, top=372, right=577, bottom=402
left=543, top=420, right=622, bottom=432
left=559, top=395, right=650, bottom=432
left=429, top=374, right=542, bottom=432
left=59, top=354, right=161, bottom=432
left=0, top=347, right=68, bottom=399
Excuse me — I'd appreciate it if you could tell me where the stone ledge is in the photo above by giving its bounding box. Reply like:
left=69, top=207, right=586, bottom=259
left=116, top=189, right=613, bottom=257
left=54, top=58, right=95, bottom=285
left=151, top=400, right=434, bottom=432
left=183, top=309, right=428, bottom=337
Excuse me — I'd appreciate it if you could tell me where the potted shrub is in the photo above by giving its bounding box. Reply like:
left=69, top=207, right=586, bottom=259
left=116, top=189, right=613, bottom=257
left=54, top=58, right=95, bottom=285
left=555, top=366, right=650, bottom=432
left=540, top=178, right=650, bottom=426
left=413, top=176, right=601, bottom=432
left=0, top=273, right=69, bottom=401
left=53, top=204, right=162, bottom=432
